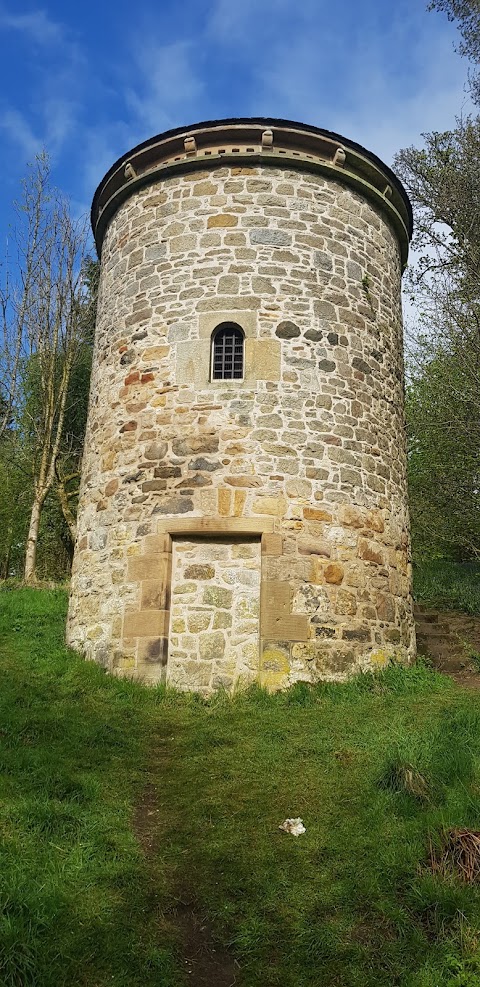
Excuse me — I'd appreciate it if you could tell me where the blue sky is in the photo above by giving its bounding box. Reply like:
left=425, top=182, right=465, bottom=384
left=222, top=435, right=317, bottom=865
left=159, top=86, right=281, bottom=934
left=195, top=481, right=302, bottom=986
left=0, top=0, right=471, bottom=247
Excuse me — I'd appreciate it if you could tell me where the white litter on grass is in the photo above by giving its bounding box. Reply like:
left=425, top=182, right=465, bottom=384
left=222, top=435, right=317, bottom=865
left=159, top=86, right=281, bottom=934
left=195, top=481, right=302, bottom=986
left=279, top=817, right=306, bottom=836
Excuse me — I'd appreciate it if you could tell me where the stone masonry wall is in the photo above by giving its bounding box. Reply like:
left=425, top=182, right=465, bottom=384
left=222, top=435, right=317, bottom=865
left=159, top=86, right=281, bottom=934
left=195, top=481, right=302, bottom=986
left=67, top=163, right=416, bottom=689
left=169, top=537, right=261, bottom=694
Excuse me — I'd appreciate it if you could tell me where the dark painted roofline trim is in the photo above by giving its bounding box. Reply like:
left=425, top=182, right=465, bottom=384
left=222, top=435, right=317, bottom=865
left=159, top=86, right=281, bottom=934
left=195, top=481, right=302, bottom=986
left=91, top=117, right=413, bottom=262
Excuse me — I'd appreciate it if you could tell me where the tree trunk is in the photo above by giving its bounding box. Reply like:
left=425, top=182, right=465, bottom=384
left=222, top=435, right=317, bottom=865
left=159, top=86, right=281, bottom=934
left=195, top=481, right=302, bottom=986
left=56, top=476, right=77, bottom=546
left=1, top=533, right=12, bottom=580
left=24, top=492, right=44, bottom=584
left=3, top=528, right=12, bottom=580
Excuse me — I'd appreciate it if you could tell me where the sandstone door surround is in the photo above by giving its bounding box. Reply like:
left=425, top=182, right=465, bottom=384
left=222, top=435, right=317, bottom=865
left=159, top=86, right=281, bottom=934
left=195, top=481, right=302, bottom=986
left=123, top=517, right=309, bottom=686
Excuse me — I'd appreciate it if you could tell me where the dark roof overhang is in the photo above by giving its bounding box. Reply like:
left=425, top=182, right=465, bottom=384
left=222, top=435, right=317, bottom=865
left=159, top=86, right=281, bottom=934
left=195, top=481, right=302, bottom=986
left=91, top=117, right=413, bottom=266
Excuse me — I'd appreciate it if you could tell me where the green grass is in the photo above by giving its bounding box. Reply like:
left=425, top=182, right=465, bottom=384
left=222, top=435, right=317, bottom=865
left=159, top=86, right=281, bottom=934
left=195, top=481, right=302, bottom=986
left=2, top=589, right=480, bottom=985
left=414, top=560, right=480, bottom=615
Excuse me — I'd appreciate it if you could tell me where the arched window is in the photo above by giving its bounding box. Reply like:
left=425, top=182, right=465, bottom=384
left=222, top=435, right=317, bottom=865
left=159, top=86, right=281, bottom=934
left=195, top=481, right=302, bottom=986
left=211, top=323, right=244, bottom=380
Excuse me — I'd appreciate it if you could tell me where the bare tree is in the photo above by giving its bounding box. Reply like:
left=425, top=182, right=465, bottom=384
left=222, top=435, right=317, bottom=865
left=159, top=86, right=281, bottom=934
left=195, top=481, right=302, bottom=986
left=0, top=168, right=45, bottom=441
left=52, top=256, right=98, bottom=552
left=6, top=153, right=90, bottom=583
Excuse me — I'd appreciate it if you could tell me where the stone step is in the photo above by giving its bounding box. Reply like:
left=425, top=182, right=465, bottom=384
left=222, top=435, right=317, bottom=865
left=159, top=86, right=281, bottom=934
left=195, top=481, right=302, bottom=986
left=418, top=654, right=465, bottom=667
left=413, top=605, right=480, bottom=680
left=416, top=631, right=462, bottom=646
left=436, top=663, right=473, bottom=674
left=422, top=650, right=466, bottom=663
left=414, top=612, right=440, bottom=623
left=416, top=627, right=453, bottom=640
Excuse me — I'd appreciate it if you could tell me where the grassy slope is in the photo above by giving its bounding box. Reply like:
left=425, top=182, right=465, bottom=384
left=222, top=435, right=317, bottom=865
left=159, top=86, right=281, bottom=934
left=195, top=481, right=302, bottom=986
left=2, top=590, right=480, bottom=985
left=414, top=561, right=480, bottom=615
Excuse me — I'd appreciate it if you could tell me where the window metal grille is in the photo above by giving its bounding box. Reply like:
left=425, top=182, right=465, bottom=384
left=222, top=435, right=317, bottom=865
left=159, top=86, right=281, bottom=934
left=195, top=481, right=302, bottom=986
left=212, top=324, right=244, bottom=380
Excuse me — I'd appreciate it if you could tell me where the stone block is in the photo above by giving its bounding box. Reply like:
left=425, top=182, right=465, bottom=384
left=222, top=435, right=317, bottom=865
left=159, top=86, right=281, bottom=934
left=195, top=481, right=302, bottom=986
left=245, top=339, right=281, bottom=381
left=324, top=563, right=344, bottom=585
left=203, top=586, right=233, bottom=608
left=314, top=250, right=333, bottom=271
left=303, top=507, right=333, bottom=522
left=225, top=475, right=262, bottom=487
left=145, top=441, right=168, bottom=460
left=141, top=578, right=167, bottom=610
left=172, top=582, right=197, bottom=595
left=191, top=180, right=217, bottom=194
left=250, top=229, right=292, bottom=246
left=233, top=490, right=246, bottom=517
left=123, top=610, right=168, bottom=637
left=276, top=320, right=300, bottom=338
left=261, top=533, right=283, bottom=556
left=90, top=528, right=107, bottom=551
left=366, top=509, right=385, bottom=533
left=188, top=612, right=212, bottom=633
left=262, top=613, right=310, bottom=642
left=197, top=296, right=261, bottom=313
left=342, top=627, right=372, bottom=642
left=137, top=636, right=168, bottom=664
left=358, top=538, right=385, bottom=565
left=199, top=631, right=226, bottom=661
left=218, top=489, right=232, bottom=516
left=175, top=340, right=210, bottom=388
left=198, top=309, right=258, bottom=339
left=376, top=594, right=395, bottom=622
left=336, top=590, right=357, bottom=615
left=154, top=496, right=194, bottom=515
left=128, top=554, right=169, bottom=582
left=260, top=578, right=309, bottom=641
left=156, top=517, right=274, bottom=536
left=338, top=505, right=364, bottom=528
left=169, top=234, right=198, bottom=254
left=173, top=434, right=219, bottom=456
left=184, top=564, right=215, bottom=580
left=207, top=214, right=238, bottom=227
left=145, top=244, right=167, bottom=261
left=259, top=645, right=290, bottom=689
left=171, top=618, right=186, bottom=633
left=298, top=538, right=331, bottom=557
left=145, top=534, right=171, bottom=553
left=318, top=359, right=336, bottom=373
left=154, top=466, right=181, bottom=478
left=213, top=611, right=232, bottom=629
left=252, top=495, right=286, bottom=517
left=142, top=480, right=167, bottom=492
left=286, top=479, right=312, bottom=498
left=261, top=579, right=291, bottom=616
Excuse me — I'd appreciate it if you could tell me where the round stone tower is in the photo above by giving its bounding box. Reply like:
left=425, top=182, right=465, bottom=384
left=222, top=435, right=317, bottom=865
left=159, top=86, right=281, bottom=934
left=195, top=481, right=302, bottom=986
left=67, top=117, right=415, bottom=692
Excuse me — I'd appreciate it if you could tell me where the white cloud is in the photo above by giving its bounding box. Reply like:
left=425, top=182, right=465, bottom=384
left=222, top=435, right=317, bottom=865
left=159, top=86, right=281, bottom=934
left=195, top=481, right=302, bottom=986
left=80, top=122, right=143, bottom=201
left=0, top=92, right=80, bottom=162
left=0, top=6, right=86, bottom=163
left=244, top=13, right=471, bottom=167
left=0, top=108, right=41, bottom=158
left=125, top=40, right=206, bottom=135
left=43, top=95, right=78, bottom=153
left=0, top=7, right=64, bottom=46
left=331, top=37, right=472, bottom=166
left=208, top=0, right=294, bottom=43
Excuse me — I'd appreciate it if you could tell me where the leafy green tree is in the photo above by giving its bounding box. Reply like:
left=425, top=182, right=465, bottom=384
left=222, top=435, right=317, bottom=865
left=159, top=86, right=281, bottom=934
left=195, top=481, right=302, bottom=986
left=406, top=345, right=480, bottom=559
left=0, top=445, right=31, bottom=578
left=395, top=18, right=480, bottom=560
left=428, top=0, right=480, bottom=101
